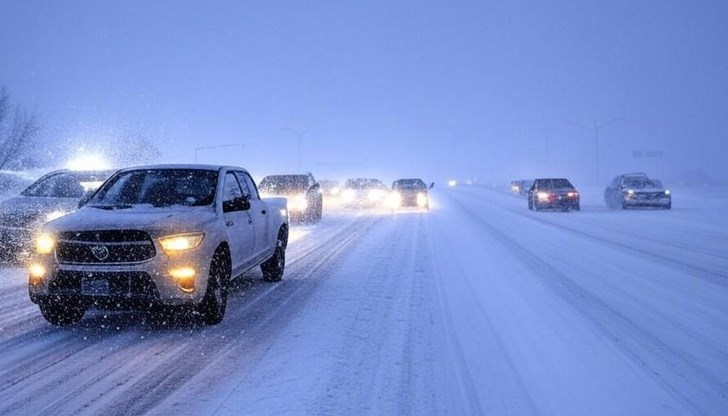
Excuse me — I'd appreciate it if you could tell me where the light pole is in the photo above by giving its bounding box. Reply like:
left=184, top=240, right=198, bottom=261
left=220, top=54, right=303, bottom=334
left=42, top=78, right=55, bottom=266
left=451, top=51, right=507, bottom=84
left=566, top=118, right=624, bottom=184
left=281, top=128, right=306, bottom=172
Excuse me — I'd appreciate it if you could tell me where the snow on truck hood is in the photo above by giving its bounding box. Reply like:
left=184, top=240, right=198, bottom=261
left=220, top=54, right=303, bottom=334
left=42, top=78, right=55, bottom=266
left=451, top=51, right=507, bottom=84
left=42, top=204, right=216, bottom=237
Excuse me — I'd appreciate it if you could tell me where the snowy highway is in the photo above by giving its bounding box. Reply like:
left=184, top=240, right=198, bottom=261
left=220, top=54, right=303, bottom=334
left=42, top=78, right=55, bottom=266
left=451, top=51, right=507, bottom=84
left=1, top=185, right=727, bottom=415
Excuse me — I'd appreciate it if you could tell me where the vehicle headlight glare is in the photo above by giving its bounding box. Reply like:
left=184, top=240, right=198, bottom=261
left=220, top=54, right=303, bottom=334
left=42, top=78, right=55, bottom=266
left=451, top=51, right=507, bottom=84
left=665, top=189, right=671, bottom=195
left=289, top=194, right=308, bottom=211
left=368, top=189, right=383, bottom=201
left=342, top=189, right=355, bottom=202
left=159, top=233, right=205, bottom=253
left=387, top=192, right=402, bottom=208
left=417, top=193, right=428, bottom=207
left=36, top=233, right=55, bottom=254
left=537, top=192, right=550, bottom=202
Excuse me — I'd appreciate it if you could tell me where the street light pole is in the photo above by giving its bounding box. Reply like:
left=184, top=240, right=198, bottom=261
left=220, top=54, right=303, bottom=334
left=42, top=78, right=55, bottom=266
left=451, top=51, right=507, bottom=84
left=282, top=128, right=307, bottom=172
left=566, top=118, right=624, bottom=184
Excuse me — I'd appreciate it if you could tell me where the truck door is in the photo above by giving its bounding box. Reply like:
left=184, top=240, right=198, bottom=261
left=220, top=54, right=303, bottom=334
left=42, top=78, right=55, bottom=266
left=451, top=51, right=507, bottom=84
left=236, top=171, right=270, bottom=260
left=222, top=172, right=255, bottom=275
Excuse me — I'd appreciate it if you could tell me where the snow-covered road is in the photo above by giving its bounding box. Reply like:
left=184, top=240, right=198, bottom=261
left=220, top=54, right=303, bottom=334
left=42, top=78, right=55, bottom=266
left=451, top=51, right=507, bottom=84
left=1, top=186, right=726, bottom=415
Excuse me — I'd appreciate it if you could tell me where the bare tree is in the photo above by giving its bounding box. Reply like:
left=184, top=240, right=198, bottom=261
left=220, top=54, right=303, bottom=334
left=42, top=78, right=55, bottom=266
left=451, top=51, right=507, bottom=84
left=0, top=87, right=40, bottom=170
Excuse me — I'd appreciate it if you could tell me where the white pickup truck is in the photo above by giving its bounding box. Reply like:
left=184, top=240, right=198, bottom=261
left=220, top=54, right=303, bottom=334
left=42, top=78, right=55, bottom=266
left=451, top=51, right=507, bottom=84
left=28, top=165, right=289, bottom=326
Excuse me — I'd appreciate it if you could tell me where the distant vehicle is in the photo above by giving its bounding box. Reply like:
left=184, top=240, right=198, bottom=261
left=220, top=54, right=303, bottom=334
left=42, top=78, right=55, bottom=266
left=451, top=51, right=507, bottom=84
left=340, top=178, right=389, bottom=208
left=318, top=180, right=341, bottom=197
left=389, top=178, right=433, bottom=210
left=527, top=178, right=580, bottom=211
left=605, top=173, right=671, bottom=209
left=511, top=179, right=533, bottom=196
left=0, top=169, right=113, bottom=261
left=28, top=165, right=289, bottom=326
left=259, top=173, right=323, bottom=222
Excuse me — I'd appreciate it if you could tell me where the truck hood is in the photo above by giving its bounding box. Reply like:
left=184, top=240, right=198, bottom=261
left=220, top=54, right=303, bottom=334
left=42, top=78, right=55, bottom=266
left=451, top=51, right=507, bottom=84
left=42, top=205, right=217, bottom=237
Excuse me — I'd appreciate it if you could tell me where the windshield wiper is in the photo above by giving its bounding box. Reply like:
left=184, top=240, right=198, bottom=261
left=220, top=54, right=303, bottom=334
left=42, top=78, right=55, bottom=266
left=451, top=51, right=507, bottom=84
left=87, top=203, right=134, bottom=210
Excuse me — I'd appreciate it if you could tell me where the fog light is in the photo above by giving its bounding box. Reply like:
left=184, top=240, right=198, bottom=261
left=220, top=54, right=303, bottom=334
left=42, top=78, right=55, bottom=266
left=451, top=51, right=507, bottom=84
left=29, top=264, right=46, bottom=285
left=170, top=267, right=196, bottom=292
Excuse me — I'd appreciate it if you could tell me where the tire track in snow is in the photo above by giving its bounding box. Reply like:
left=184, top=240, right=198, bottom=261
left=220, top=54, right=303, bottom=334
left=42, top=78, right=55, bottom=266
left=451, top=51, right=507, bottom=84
left=0, top=215, right=379, bottom=416
left=450, top=195, right=728, bottom=416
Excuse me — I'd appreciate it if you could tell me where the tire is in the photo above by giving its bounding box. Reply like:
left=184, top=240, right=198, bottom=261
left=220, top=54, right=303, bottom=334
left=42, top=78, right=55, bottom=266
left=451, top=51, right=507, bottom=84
left=197, top=248, right=230, bottom=325
left=262, top=231, right=286, bottom=282
left=665, top=201, right=672, bottom=210
left=532, top=198, right=541, bottom=211
left=39, top=300, right=86, bottom=326
left=528, top=198, right=533, bottom=210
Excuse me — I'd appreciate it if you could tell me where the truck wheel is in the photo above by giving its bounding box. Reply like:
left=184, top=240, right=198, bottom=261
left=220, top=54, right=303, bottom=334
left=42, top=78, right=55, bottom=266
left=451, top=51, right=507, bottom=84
left=39, top=300, right=86, bottom=326
left=262, top=235, right=286, bottom=282
left=198, top=249, right=230, bottom=325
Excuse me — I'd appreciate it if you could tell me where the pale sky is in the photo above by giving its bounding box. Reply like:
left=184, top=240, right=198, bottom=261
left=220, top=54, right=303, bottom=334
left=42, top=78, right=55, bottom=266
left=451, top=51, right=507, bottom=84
left=1, top=0, right=726, bottom=184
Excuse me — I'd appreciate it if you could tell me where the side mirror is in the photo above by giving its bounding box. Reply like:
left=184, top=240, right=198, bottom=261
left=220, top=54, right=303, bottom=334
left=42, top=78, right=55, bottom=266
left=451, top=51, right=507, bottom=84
left=223, top=196, right=250, bottom=213
left=429, top=182, right=435, bottom=189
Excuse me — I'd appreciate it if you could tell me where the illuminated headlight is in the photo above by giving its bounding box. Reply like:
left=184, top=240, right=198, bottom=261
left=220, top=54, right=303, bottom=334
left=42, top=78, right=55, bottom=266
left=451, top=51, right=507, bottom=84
left=448, top=180, right=457, bottom=187
left=368, top=189, right=383, bottom=201
left=626, top=189, right=635, bottom=196
left=288, top=194, right=308, bottom=211
left=330, top=187, right=340, bottom=195
left=511, top=185, right=519, bottom=192
left=29, top=263, right=47, bottom=280
left=537, top=192, right=551, bottom=202
left=342, top=189, right=355, bottom=202
left=567, top=191, right=579, bottom=198
left=36, top=233, right=55, bottom=254
left=416, top=193, right=428, bottom=207
left=159, top=233, right=205, bottom=253
left=665, top=189, right=671, bottom=195
left=387, top=192, right=402, bottom=208
left=45, top=210, right=67, bottom=222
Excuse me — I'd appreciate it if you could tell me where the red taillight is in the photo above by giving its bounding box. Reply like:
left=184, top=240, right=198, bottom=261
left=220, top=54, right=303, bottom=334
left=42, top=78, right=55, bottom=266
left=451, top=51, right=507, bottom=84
left=567, top=191, right=578, bottom=198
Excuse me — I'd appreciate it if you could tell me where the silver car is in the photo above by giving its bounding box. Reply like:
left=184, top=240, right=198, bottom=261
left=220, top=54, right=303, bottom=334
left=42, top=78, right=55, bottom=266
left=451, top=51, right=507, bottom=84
left=0, top=169, right=113, bottom=261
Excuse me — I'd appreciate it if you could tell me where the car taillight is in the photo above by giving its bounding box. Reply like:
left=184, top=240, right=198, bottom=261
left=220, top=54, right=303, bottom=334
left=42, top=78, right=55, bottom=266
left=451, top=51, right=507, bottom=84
left=567, top=191, right=578, bottom=198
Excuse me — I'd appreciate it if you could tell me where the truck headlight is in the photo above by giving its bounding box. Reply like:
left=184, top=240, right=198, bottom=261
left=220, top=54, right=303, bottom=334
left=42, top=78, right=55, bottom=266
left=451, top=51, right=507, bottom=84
left=416, top=193, right=428, bottom=207
left=36, top=233, right=55, bottom=254
left=537, top=192, right=550, bottom=202
left=159, top=233, right=205, bottom=253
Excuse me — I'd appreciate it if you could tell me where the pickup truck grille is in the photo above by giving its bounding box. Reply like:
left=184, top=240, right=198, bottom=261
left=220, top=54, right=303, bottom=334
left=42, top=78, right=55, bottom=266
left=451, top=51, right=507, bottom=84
left=56, top=230, right=156, bottom=264
left=49, top=270, right=158, bottom=298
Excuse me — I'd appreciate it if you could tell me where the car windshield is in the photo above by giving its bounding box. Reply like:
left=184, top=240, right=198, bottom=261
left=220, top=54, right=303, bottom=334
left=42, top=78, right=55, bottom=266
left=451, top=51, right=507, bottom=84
left=21, top=171, right=111, bottom=198
left=393, top=179, right=426, bottom=190
left=89, top=169, right=218, bottom=207
left=259, top=175, right=308, bottom=193
left=624, top=178, right=659, bottom=189
left=345, top=178, right=387, bottom=190
left=537, top=179, right=573, bottom=189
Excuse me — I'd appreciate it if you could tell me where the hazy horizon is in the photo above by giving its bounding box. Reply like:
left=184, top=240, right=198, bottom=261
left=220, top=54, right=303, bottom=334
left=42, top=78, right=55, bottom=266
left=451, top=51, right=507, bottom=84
left=1, top=0, right=726, bottom=185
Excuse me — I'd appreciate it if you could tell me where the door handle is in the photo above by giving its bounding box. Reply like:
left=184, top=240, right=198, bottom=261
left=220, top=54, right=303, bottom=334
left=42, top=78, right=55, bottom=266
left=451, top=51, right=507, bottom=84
left=226, top=220, right=234, bottom=227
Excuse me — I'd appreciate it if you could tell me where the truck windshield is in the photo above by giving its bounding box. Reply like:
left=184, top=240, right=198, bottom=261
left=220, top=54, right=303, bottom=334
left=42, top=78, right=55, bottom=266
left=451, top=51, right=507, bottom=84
left=89, top=169, right=218, bottom=207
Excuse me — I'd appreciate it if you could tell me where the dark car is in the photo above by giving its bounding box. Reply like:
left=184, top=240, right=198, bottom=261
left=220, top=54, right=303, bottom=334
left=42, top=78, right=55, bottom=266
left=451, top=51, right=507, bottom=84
left=390, top=178, right=432, bottom=210
left=604, top=173, right=671, bottom=209
left=527, top=178, right=580, bottom=211
left=0, top=169, right=113, bottom=261
left=340, top=178, right=389, bottom=208
left=259, top=173, right=323, bottom=222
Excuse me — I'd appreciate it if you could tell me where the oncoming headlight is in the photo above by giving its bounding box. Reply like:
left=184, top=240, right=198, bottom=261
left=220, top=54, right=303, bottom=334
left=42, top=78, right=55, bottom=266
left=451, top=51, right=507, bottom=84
left=416, top=192, right=428, bottom=207
left=159, top=233, right=205, bottom=253
left=537, top=192, right=550, bottom=202
left=387, top=191, right=402, bottom=209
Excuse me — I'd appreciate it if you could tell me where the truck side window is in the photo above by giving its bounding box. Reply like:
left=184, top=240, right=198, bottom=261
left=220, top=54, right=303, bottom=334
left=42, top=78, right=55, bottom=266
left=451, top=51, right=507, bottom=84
left=236, top=172, right=260, bottom=200
left=223, top=173, right=243, bottom=202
